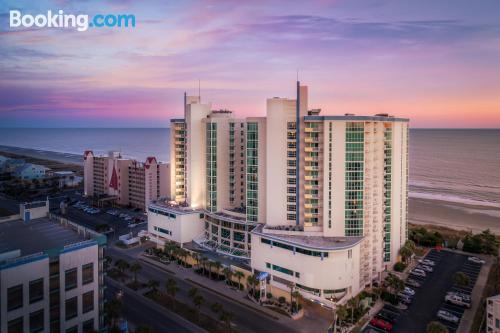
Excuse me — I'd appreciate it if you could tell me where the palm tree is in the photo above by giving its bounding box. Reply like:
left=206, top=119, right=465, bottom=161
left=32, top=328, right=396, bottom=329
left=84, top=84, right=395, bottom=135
left=207, top=260, right=214, bottom=279
left=335, top=304, right=349, bottom=328
left=211, top=302, right=223, bottom=314
left=115, top=259, right=130, bottom=278
left=426, top=321, right=448, bottom=333
left=129, top=262, right=142, bottom=284
left=223, top=267, right=233, bottom=286
left=147, top=279, right=160, bottom=295
left=189, top=287, right=199, bottom=299
left=234, top=271, right=244, bottom=290
left=291, top=290, right=301, bottom=313
left=199, top=257, right=207, bottom=275
left=105, top=298, right=122, bottom=328
left=104, top=255, right=112, bottom=270
left=192, top=294, right=205, bottom=322
left=214, top=261, right=223, bottom=280
left=166, top=278, right=179, bottom=309
left=347, top=297, right=358, bottom=324
left=385, top=273, right=404, bottom=294
left=191, top=252, right=199, bottom=269
left=219, top=310, right=234, bottom=333
left=247, top=274, right=258, bottom=298
left=399, top=245, right=413, bottom=263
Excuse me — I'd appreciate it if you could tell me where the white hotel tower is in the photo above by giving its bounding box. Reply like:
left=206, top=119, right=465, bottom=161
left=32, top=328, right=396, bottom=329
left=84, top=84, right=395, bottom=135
left=153, top=82, right=409, bottom=305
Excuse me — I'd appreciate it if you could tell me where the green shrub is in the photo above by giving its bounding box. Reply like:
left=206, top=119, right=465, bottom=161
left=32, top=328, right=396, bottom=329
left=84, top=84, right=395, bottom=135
left=394, top=262, right=407, bottom=272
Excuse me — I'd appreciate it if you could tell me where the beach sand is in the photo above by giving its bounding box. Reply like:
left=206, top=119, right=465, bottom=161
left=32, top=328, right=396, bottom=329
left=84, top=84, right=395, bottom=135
left=409, top=198, right=500, bottom=234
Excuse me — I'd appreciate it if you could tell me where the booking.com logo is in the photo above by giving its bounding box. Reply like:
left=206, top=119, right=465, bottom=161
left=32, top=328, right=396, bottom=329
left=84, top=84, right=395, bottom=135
left=9, top=10, right=135, bottom=32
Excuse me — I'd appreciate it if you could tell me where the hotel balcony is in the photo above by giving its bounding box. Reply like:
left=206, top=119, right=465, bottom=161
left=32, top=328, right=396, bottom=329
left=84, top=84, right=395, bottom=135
left=305, top=137, right=319, bottom=143
left=304, top=193, right=319, bottom=200
left=305, top=175, right=319, bottom=181
left=304, top=147, right=320, bottom=153
left=304, top=165, right=320, bottom=171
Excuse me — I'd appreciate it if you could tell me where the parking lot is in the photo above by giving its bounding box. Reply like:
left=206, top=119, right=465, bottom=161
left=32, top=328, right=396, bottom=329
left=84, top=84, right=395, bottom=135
left=61, top=198, right=147, bottom=242
left=363, top=249, right=482, bottom=333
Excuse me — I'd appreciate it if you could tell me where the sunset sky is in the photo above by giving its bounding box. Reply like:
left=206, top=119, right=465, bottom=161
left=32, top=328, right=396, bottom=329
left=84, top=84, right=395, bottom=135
left=1, top=0, right=500, bottom=128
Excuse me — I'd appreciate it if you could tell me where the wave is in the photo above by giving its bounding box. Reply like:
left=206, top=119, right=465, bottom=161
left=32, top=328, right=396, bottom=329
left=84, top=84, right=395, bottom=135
left=409, top=191, right=500, bottom=209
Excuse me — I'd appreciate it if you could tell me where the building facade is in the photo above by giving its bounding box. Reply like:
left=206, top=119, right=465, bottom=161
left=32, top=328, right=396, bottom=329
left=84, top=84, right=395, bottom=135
left=0, top=201, right=105, bottom=333
left=83, top=151, right=170, bottom=211
left=156, top=82, right=409, bottom=305
left=487, top=295, right=500, bottom=333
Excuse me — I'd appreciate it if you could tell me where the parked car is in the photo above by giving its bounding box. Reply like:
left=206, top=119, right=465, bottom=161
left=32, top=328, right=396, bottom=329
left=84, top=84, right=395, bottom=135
left=403, top=287, right=415, bottom=296
left=419, top=265, right=433, bottom=272
left=406, top=279, right=421, bottom=288
left=445, top=294, right=471, bottom=308
left=398, top=294, right=413, bottom=305
left=411, top=269, right=426, bottom=277
left=370, top=318, right=393, bottom=331
left=419, top=259, right=435, bottom=266
left=437, top=309, right=459, bottom=324
left=376, top=311, right=398, bottom=324
left=468, top=256, right=485, bottom=264
left=447, top=291, right=471, bottom=303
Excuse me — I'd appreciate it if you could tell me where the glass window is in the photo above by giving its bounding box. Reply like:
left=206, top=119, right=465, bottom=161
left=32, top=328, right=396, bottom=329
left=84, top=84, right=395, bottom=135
left=8, top=317, right=23, bottom=333
left=82, top=290, right=94, bottom=313
left=66, top=326, right=78, bottom=333
left=83, top=319, right=95, bottom=333
left=7, top=284, right=23, bottom=311
left=30, top=309, right=44, bottom=333
left=29, top=278, right=44, bottom=304
left=65, top=268, right=77, bottom=291
left=65, top=296, right=78, bottom=320
left=82, top=263, right=94, bottom=285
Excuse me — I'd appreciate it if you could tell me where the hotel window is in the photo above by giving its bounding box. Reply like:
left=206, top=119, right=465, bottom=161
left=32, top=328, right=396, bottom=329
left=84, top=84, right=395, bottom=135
left=30, top=309, right=44, bottom=333
left=29, top=278, right=44, bottom=304
left=83, top=319, right=95, bottom=333
left=8, top=317, right=23, bottom=333
left=65, top=296, right=78, bottom=320
left=65, top=268, right=77, bottom=291
left=82, top=290, right=94, bottom=313
left=82, top=263, right=94, bottom=285
left=66, top=326, right=78, bottom=333
left=7, top=284, right=23, bottom=311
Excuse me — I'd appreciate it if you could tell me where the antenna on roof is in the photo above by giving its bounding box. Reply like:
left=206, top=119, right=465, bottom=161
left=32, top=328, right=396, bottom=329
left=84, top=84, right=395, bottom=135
left=296, top=69, right=299, bottom=82
left=198, top=79, right=201, bottom=101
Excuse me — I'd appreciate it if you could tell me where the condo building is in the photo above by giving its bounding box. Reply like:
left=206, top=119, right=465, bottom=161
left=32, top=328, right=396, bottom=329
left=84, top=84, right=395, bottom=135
left=149, top=82, right=409, bottom=306
left=83, top=151, right=170, bottom=211
left=0, top=200, right=105, bottom=333
left=487, top=295, right=500, bottom=333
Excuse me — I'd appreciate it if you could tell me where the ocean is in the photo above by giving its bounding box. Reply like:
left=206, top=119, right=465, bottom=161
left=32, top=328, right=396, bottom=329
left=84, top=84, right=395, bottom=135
left=0, top=128, right=499, bottom=212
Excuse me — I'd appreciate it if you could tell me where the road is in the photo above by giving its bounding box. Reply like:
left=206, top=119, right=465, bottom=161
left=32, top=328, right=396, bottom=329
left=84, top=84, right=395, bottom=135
left=106, top=279, right=205, bottom=333
left=107, top=246, right=296, bottom=333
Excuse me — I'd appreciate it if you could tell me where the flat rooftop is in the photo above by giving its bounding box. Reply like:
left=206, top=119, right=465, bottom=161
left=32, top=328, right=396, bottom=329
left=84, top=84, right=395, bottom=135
left=304, top=115, right=409, bottom=122
left=253, top=225, right=363, bottom=251
left=149, top=201, right=202, bottom=215
left=0, top=217, right=86, bottom=258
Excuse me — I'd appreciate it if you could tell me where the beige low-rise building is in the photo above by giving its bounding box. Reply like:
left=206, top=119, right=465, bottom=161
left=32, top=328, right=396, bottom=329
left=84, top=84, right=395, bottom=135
left=83, top=151, right=170, bottom=211
left=487, top=295, right=500, bottom=332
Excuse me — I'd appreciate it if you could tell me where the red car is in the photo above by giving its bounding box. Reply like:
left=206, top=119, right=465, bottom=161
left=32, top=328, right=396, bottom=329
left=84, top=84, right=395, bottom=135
left=370, top=318, right=393, bottom=331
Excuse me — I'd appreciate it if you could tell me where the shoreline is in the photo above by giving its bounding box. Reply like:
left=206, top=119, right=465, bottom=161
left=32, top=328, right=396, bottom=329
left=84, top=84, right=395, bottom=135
left=1, top=145, right=498, bottom=234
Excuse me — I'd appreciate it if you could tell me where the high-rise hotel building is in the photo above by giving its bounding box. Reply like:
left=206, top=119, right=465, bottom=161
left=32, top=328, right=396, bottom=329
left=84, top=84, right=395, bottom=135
left=152, top=83, right=409, bottom=305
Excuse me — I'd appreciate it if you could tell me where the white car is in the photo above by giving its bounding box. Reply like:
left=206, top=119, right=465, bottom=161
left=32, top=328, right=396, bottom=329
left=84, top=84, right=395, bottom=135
left=403, top=287, right=416, bottom=296
left=437, top=310, right=459, bottom=323
left=419, top=259, right=435, bottom=266
left=411, top=269, right=426, bottom=277
left=419, top=265, right=433, bottom=272
left=447, top=291, right=471, bottom=303
left=445, top=294, right=471, bottom=308
left=468, top=257, right=485, bottom=264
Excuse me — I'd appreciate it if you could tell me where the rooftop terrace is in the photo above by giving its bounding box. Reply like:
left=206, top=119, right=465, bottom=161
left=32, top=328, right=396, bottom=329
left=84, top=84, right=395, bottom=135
left=253, top=224, right=363, bottom=251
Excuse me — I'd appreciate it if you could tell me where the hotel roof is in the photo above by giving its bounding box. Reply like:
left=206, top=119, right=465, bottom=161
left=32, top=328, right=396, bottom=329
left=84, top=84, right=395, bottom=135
left=0, top=217, right=99, bottom=263
left=252, top=224, right=363, bottom=251
left=304, top=115, right=409, bottom=122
